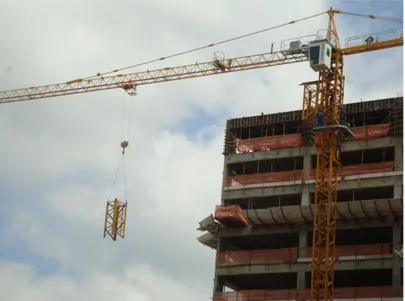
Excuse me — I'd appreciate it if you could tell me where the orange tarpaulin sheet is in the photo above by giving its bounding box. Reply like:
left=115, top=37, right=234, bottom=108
left=307, top=161, right=394, bottom=180
left=215, top=205, right=247, bottom=226
left=236, top=133, right=302, bottom=153
left=224, top=170, right=303, bottom=187
left=214, top=286, right=401, bottom=301
left=351, top=123, right=391, bottom=141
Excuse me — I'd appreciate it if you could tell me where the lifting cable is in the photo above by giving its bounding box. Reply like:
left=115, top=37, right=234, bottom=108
left=81, top=11, right=326, bottom=80
left=107, top=92, right=132, bottom=202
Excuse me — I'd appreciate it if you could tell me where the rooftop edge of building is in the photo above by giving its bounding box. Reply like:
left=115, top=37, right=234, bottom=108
left=225, top=96, right=403, bottom=129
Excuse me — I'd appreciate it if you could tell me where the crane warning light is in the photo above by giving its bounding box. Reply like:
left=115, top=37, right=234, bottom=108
left=308, top=39, right=333, bottom=72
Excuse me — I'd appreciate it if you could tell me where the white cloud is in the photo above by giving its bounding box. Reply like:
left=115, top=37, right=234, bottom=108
left=0, top=0, right=402, bottom=300
left=0, top=260, right=205, bottom=301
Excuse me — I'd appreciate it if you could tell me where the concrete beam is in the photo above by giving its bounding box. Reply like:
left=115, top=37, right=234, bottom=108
left=340, top=137, right=401, bottom=152
left=223, top=174, right=403, bottom=199
left=220, top=217, right=397, bottom=237
left=216, top=257, right=397, bottom=276
left=224, top=137, right=400, bottom=164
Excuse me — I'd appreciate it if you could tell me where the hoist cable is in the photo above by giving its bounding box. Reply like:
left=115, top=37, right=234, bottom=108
left=108, top=155, right=124, bottom=201
left=121, top=93, right=126, bottom=141
left=123, top=154, right=128, bottom=202
left=107, top=91, right=131, bottom=201
left=127, top=97, right=133, bottom=143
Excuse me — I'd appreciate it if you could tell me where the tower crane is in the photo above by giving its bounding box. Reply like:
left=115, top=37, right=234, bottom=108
left=0, top=9, right=402, bottom=301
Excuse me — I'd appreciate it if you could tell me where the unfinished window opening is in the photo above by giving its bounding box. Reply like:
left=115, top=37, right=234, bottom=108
left=340, top=147, right=394, bottom=166
left=229, top=120, right=301, bottom=141
left=221, top=273, right=297, bottom=291
left=224, top=232, right=299, bottom=251
left=227, top=157, right=304, bottom=176
left=348, top=109, right=391, bottom=127
left=305, top=269, right=392, bottom=288
left=310, top=186, right=394, bottom=204
left=310, top=147, right=394, bottom=168
left=224, top=194, right=302, bottom=209
left=307, top=227, right=392, bottom=246
left=223, top=198, right=250, bottom=209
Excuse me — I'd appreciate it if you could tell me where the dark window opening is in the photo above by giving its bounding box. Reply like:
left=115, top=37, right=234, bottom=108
left=347, top=109, right=391, bottom=128
left=311, top=147, right=395, bottom=168
left=221, top=273, right=297, bottom=291
left=231, top=121, right=301, bottom=140
left=340, top=147, right=394, bottom=166
left=309, top=45, right=321, bottom=65
left=307, top=227, right=392, bottom=246
left=309, top=186, right=394, bottom=204
left=224, top=194, right=301, bottom=209
left=224, top=232, right=299, bottom=251
left=227, top=157, right=304, bottom=176
left=305, top=269, right=392, bottom=288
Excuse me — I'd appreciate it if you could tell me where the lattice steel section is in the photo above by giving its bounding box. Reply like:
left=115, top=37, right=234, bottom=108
left=104, top=199, right=128, bottom=241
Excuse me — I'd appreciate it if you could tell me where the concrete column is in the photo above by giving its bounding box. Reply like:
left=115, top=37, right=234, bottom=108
left=298, top=224, right=308, bottom=258
left=297, top=271, right=306, bottom=289
left=394, top=143, right=403, bottom=171
left=297, top=224, right=308, bottom=289
left=301, top=186, right=310, bottom=205
left=392, top=223, right=402, bottom=297
left=303, top=150, right=312, bottom=181
left=394, top=185, right=403, bottom=198
left=213, top=238, right=225, bottom=294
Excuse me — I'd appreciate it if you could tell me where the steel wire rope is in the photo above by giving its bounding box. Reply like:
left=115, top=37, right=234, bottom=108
left=108, top=155, right=124, bottom=201
left=81, top=11, right=327, bottom=80
left=108, top=92, right=131, bottom=201
left=121, top=92, right=132, bottom=202
left=337, top=11, right=403, bottom=23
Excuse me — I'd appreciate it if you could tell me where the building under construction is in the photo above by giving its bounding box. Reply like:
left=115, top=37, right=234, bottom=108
left=197, top=96, right=403, bottom=301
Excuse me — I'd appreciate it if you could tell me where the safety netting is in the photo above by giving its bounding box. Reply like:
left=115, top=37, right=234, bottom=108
left=350, top=123, right=391, bottom=141
left=216, top=243, right=391, bottom=267
left=236, top=134, right=302, bottom=153
left=307, top=161, right=394, bottom=180
left=213, top=286, right=401, bottom=301
left=224, top=170, right=303, bottom=187
left=215, top=205, right=248, bottom=227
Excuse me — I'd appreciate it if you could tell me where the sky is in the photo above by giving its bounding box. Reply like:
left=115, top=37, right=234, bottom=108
left=0, top=0, right=403, bottom=300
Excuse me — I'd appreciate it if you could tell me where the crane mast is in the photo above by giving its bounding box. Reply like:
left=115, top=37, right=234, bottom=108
left=307, top=10, right=348, bottom=301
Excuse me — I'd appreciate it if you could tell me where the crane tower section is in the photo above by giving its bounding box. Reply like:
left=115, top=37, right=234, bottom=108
left=305, top=12, right=354, bottom=301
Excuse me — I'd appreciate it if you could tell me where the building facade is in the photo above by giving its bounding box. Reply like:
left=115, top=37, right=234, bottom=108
left=198, top=96, right=403, bottom=301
